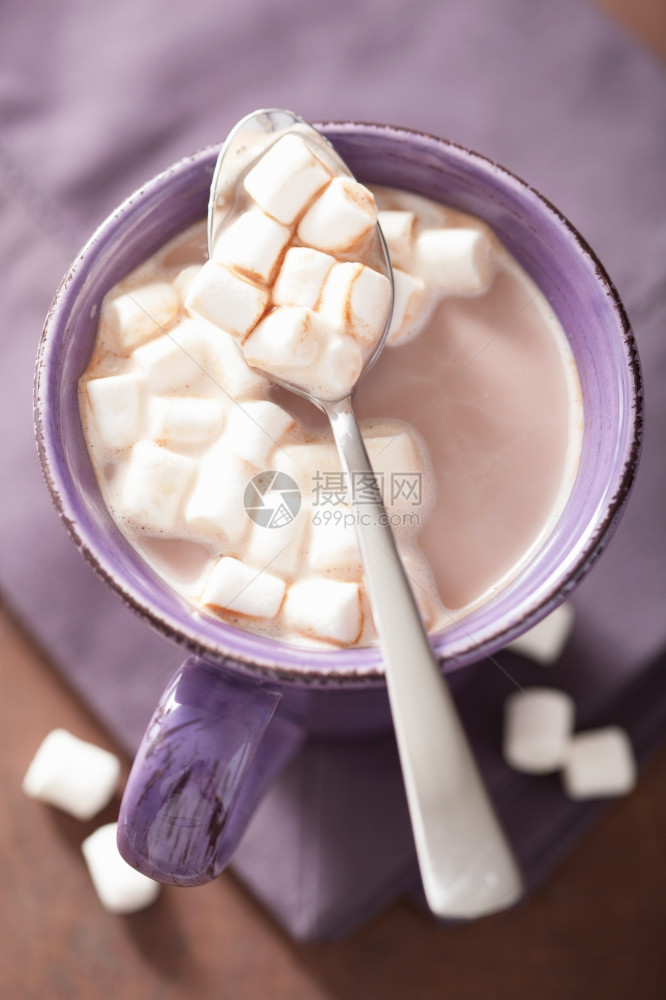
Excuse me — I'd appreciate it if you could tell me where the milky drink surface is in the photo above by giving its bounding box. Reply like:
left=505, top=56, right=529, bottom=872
left=79, top=186, right=582, bottom=650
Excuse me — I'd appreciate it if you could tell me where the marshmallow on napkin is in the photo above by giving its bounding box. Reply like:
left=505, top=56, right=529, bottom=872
left=562, top=727, right=637, bottom=800
left=503, top=688, right=575, bottom=774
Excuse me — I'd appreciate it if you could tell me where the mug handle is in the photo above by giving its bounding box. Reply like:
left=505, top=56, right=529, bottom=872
left=117, top=656, right=304, bottom=886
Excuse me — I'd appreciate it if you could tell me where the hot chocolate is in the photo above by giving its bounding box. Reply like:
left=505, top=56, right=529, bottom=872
left=79, top=187, right=581, bottom=649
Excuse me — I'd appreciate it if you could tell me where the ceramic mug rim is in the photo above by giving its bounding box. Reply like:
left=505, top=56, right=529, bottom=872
left=34, top=121, right=643, bottom=687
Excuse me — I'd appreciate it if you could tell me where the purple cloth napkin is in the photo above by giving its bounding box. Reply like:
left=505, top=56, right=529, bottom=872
left=1, top=0, right=665, bottom=940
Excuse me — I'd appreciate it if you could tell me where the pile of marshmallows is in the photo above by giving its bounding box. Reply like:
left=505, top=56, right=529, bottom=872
left=22, top=729, right=159, bottom=914
left=186, top=130, right=497, bottom=394
left=87, top=156, right=497, bottom=645
left=187, top=132, right=392, bottom=401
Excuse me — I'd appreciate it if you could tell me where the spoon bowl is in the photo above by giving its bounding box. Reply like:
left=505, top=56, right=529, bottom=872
left=208, top=108, right=394, bottom=403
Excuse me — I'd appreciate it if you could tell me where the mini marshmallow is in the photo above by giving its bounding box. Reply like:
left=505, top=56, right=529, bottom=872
left=102, top=282, right=180, bottom=352
left=298, top=176, right=377, bottom=253
left=365, top=424, right=431, bottom=523
left=22, top=728, right=121, bottom=821
left=416, top=227, right=495, bottom=296
left=167, top=317, right=269, bottom=399
left=318, top=262, right=391, bottom=346
left=185, top=448, right=256, bottom=548
left=172, top=264, right=204, bottom=304
left=282, top=576, right=362, bottom=645
left=185, top=259, right=268, bottom=341
left=86, top=373, right=143, bottom=450
left=377, top=210, right=416, bottom=270
left=386, top=268, right=431, bottom=347
left=147, top=396, right=226, bottom=445
left=132, top=328, right=209, bottom=394
left=119, top=441, right=196, bottom=534
left=201, top=555, right=286, bottom=618
left=506, top=603, right=575, bottom=666
left=242, top=306, right=324, bottom=378
left=503, top=687, right=575, bottom=774
left=223, top=399, right=295, bottom=468
left=308, top=513, right=361, bottom=580
left=245, top=506, right=308, bottom=578
left=273, top=246, right=336, bottom=309
left=275, top=440, right=342, bottom=501
left=81, top=823, right=161, bottom=914
left=243, top=133, right=332, bottom=225
left=562, top=727, right=637, bottom=800
left=212, top=206, right=291, bottom=284
left=313, top=334, right=364, bottom=400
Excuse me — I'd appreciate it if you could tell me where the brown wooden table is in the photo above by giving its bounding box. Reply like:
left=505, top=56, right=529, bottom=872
left=3, top=3, right=665, bottom=997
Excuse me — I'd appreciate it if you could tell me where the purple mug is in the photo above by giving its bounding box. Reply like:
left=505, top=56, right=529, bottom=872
left=35, top=123, right=642, bottom=887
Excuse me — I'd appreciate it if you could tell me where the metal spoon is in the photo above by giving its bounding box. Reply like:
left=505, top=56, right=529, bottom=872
left=209, top=109, right=523, bottom=918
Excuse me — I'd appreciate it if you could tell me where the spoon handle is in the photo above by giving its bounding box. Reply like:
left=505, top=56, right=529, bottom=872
left=325, top=396, right=523, bottom=919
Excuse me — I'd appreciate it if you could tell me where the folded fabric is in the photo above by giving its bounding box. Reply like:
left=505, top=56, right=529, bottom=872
left=0, top=0, right=664, bottom=939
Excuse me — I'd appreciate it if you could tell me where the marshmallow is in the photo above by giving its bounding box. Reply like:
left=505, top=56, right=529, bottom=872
left=223, top=399, right=295, bottom=468
left=416, top=227, right=495, bottom=296
left=562, top=727, right=637, bottom=800
left=102, top=282, right=180, bottom=352
left=86, top=373, right=143, bottom=450
left=275, top=440, right=342, bottom=501
left=185, top=448, right=256, bottom=548
left=298, top=177, right=377, bottom=253
left=365, top=424, right=431, bottom=523
left=22, top=729, right=121, bottom=821
left=242, top=306, right=324, bottom=379
left=185, top=259, right=268, bottom=340
left=347, top=264, right=392, bottom=345
left=132, top=327, right=208, bottom=394
left=245, top=504, right=308, bottom=578
left=282, top=576, right=362, bottom=644
left=314, top=335, right=364, bottom=400
left=147, top=396, right=226, bottom=445
left=81, top=823, right=161, bottom=914
left=506, top=603, right=575, bottom=666
left=273, top=246, right=336, bottom=309
left=503, top=688, right=575, bottom=774
left=386, top=268, right=431, bottom=347
left=308, top=511, right=361, bottom=580
left=167, top=317, right=269, bottom=400
left=201, top=555, right=286, bottom=618
left=119, top=441, right=196, bottom=534
left=243, top=133, right=332, bottom=225
left=172, top=264, right=204, bottom=304
left=318, top=262, right=391, bottom=346
left=377, top=209, right=416, bottom=270
left=212, top=206, right=291, bottom=284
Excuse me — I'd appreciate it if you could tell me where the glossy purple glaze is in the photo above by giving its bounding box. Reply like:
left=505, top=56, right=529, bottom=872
left=117, top=657, right=303, bottom=885
left=35, top=124, right=642, bottom=884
